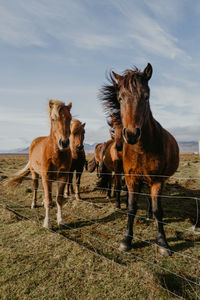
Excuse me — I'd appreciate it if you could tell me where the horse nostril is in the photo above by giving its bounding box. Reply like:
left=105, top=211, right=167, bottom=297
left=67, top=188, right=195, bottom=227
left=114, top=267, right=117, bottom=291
left=76, top=145, right=83, bottom=151
left=60, top=138, right=69, bottom=149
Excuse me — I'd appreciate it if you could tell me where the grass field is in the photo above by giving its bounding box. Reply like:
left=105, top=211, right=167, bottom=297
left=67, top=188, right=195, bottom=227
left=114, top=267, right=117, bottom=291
left=0, top=153, right=200, bottom=299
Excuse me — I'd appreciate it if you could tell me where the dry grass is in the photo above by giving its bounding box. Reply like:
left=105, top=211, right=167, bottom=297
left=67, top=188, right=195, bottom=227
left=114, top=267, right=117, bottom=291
left=0, top=153, right=200, bottom=299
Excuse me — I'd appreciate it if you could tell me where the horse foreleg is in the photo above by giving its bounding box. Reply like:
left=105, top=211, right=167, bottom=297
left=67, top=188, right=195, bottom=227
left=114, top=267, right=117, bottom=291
left=56, top=179, right=66, bottom=227
left=151, top=182, right=172, bottom=256
left=31, top=172, right=39, bottom=209
left=42, top=177, right=52, bottom=229
left=119, top=183, right=140, bottom=251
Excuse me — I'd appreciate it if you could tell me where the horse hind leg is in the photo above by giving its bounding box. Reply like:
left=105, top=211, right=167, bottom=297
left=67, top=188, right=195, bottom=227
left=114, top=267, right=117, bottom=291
left=151, top=182, right=172, bottom=256
left=31, top=172, right=39, bottom=209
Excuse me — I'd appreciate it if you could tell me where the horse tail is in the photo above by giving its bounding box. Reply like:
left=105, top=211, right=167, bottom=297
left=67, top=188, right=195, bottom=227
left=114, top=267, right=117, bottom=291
left=3, top=161, right=30, bottom=187
left=88, top=157, right=97, bottom=173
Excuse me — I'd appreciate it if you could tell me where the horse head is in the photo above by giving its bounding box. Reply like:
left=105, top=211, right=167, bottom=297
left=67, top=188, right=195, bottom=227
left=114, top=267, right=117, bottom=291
left=112, top=63, right=152, bottom=145
left=70, top=120, right=86, bottom=152
left=108, top=114, right=123, bottom=151
left=48, top=100, right=72, bottom=151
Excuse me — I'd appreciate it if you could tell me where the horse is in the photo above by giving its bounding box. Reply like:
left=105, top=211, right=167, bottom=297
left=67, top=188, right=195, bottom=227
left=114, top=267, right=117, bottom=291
left=66, top=119, right=86, bottom=200
left=99, top=63, right=179, bottom=256
left=5, top=100, right=72, bottom=229
left=88, top=143, right=104, bottom=177
left=97, top=114, right=125, bottom=208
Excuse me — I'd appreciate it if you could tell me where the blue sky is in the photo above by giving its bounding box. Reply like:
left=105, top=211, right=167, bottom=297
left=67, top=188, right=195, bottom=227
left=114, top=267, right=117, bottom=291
left=0, top=0, right=200, bottom=151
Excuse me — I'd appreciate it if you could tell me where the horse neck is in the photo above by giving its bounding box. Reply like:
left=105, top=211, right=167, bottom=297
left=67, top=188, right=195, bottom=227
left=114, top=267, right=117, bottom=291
left=140, top=110, right=163, bottom=151
left=70, top=135, right=78, bottom=159
left=49, top=125, right=60, bottom=154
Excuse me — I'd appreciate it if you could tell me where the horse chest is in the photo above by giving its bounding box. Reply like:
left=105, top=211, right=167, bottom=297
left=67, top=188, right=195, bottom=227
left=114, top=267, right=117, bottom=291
left=123, top=147, right=162, bottom=175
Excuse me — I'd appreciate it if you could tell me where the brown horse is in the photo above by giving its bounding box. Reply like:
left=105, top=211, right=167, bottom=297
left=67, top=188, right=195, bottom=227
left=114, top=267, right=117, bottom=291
left=5, top=100, right=72, bottom=229
left=66, top=119, right=86, bottom=200
left=98, top=114, right=125, bottom=208
left=99, top=64, right=179, bottom=256
left=88, top=143, right=104, bottom=177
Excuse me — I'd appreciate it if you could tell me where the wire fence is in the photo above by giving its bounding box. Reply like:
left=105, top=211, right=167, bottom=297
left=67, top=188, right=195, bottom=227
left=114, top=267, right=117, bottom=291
left=1, top=165, right=200, bottom=299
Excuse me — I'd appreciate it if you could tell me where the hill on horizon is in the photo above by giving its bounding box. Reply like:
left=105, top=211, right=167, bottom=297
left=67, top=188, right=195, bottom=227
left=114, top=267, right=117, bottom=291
left=0, top=141, right=198, bottom=154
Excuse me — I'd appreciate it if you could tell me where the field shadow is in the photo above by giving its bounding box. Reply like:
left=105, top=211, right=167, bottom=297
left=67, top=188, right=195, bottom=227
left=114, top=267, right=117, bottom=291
left=137, top=182, right=200, bottom=228
left=155, top=272, right=200, bottom=299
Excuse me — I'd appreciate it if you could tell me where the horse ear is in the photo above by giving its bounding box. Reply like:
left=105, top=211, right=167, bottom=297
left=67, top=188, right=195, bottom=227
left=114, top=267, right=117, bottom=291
left=67, top=102, right=72, bottom=111
left=112, top=71, right=123, bottom=83
left=143, top=63, right=153, bottom=80
left=82, top=122, right=86, bottom=128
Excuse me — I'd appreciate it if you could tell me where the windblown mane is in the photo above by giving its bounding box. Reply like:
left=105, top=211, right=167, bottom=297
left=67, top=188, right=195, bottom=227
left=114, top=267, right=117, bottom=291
left=98, top=73, right=121, bottom=121
left=71, top=119, right=84, bottom=134
left=48, top=99, right=65, bottom=120
left=98, top=68, right=141, bottom=125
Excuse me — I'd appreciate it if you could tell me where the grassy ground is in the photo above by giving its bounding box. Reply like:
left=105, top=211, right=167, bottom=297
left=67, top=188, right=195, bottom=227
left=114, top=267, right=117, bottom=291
left=0, top=154, right=200, bottom=299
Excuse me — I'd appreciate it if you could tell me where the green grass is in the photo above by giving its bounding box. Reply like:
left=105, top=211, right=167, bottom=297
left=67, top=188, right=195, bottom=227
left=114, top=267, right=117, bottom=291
left=0, top=154, right=200, bottom=299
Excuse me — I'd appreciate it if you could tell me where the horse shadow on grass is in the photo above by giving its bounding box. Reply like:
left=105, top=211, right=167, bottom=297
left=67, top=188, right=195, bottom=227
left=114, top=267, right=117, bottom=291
left=58, top=181, right=200, bottom=253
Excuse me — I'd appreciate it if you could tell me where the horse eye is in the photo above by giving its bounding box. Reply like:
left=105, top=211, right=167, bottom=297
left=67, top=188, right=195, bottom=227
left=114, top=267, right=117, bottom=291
left=144, top=95, right=149, bottom=101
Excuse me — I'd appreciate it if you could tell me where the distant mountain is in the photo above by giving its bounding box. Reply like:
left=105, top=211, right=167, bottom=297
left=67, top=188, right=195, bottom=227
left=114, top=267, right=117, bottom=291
left=84, top=143, right=98, bottom=153
left=178, top=141, right=199, bottom=154
left=0, top=147, right=29, bottom=154
left=0, top=141, right=198, bottom=154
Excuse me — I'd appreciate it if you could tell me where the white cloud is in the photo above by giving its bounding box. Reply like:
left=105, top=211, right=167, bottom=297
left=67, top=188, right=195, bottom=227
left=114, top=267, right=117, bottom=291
left=111, top=1, right=189, bottom=60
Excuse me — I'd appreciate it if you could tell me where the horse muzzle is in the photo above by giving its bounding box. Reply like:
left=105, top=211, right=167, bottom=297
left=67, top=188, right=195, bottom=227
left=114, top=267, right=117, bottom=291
left=59, top=138, right=70, bottom=150
left=76, top=145, right=84, bottom=151
left=123, top=128, right=141, bottom=145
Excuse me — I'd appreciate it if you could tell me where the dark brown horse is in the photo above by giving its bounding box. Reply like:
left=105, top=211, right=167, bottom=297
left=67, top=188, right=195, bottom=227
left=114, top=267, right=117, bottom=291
left=5, top=100, right=72, bottom=229
left=66, top=119, right=86, bottom=200
left=99, top=63, right=179, bottom=256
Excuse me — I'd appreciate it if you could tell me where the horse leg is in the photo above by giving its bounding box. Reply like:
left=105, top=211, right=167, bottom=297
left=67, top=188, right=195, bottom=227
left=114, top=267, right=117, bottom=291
left=115, top=174, right=121, bottom=209
left=151, top=182, right=172, bottom=256
left=119, top=183, right=140, bottom=251
left=56, top=179, right=66, bottom=227
left=42, top=177, right=52, bottom=229
left=75, top=172, right=81, bottom=200
left=67, top=172, right=73, bottom=196
left=146, top=196, right=153, bottom=219
left=106, top=174, right=112, bottom=200
left=31, top=172, right=39, bottom=209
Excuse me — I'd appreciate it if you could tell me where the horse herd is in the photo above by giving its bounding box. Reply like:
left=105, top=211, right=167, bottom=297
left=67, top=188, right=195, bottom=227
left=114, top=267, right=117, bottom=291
left=5, top=63, right=179, bottom=257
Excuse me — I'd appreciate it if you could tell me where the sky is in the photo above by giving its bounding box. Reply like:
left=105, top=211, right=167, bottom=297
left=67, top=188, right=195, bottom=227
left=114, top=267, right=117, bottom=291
left=0, top=0, right=200, bottom=151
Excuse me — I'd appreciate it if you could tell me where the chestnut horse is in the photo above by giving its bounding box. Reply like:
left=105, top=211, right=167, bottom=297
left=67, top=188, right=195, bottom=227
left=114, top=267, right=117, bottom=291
left=99, top=63, right=179, bottom=256
left=88, top=143, right=104, bottom=177
left=5, top=100, right=72, bottom=229
left=66, top=119, right=86, bottom=200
